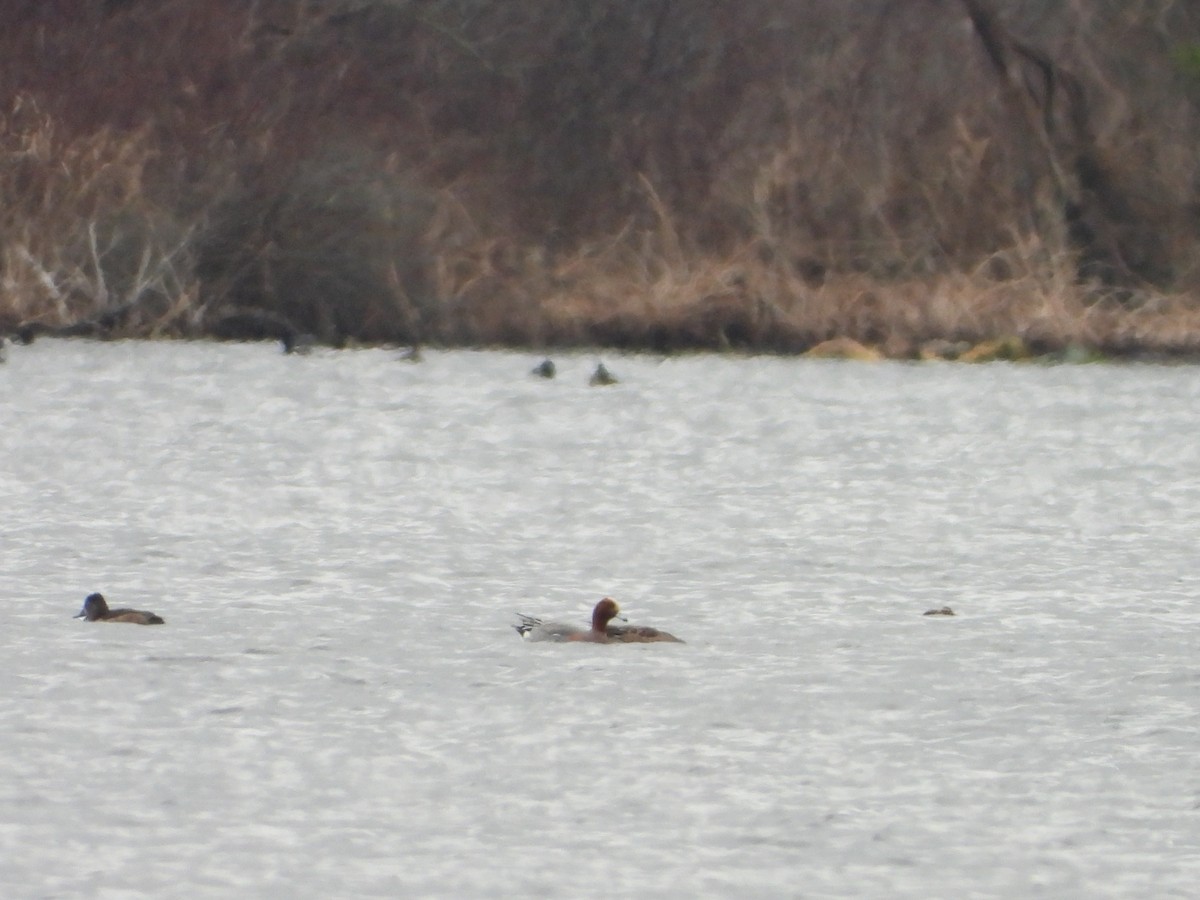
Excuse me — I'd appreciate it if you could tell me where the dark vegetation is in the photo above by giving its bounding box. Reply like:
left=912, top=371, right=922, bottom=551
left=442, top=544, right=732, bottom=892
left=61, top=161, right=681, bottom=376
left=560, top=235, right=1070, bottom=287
left=5, top=0, right=1200, bottom=357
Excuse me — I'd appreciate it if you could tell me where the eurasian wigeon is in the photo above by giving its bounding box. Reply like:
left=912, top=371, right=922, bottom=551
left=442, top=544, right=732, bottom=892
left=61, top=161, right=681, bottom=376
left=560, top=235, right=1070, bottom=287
left=73, top=592, right=165, bottom=625
left=514, top=597, right=683, bottom=643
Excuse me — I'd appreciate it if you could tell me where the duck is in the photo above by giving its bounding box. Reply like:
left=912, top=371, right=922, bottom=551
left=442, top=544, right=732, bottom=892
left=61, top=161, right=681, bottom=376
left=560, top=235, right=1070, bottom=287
left=589, top=363, right=618, bottom=386
left=73, top=592, right=165, bottom=625
left=922, top=606, right=956, bottom=617
left=280, top=331, right=317, bottom=355
left=531, top=358, right=556, bottom=379
left=514, top=597, right=683, bottom=643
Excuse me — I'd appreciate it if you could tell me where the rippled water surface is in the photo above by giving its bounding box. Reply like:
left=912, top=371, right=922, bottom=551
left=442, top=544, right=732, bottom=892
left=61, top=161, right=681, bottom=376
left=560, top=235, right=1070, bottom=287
left=2, top=340, right=1199, bottom=897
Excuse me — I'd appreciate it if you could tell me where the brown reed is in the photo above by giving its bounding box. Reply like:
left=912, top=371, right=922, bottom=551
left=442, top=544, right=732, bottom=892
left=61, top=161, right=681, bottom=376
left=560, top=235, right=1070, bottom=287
left=3, top=2, right=1200, bottom=358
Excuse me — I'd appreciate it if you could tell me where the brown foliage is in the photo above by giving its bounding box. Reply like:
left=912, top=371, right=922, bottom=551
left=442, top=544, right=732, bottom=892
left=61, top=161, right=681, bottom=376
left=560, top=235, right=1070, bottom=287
left=3, top=0, right=1200, bottom=355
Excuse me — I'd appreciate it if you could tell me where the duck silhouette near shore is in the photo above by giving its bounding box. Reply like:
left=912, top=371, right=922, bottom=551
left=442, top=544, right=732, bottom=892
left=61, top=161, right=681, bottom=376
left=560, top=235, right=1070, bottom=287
left=589, top=362, right=618, bottom=386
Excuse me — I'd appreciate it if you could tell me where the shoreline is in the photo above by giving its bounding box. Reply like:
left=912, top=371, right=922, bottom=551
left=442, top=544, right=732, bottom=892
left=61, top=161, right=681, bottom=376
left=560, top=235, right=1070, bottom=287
left=7, top=261, right=1200, bottom=364
left=9, top=326, right=1200, bottom=366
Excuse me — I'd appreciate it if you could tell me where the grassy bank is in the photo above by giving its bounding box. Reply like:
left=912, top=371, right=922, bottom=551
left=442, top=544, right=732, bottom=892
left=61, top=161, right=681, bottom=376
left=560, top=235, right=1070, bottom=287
left=4, top=1, right=1200, bottom=358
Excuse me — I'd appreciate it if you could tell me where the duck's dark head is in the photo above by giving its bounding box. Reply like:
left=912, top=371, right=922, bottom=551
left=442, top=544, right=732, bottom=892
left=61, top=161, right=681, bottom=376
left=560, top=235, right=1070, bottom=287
left=591, top=597, right=625, bottom=631
left=74, top=593, right=108, bottom=620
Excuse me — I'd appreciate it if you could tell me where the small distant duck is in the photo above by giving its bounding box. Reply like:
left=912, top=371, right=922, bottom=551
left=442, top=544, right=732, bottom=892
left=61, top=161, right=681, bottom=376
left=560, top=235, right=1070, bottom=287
left=589, top=363, right=618, bottom=386
left=278, top=330, right=319, bottom=355
left=531, top=359, right=556, bottom=379
left=73, top=592, right=165, bottom=625
left=514, top=597, right=683, bottom=643
left=923, top=606, right=956, bottom=617
left=397, top=345, right=423, bottom=363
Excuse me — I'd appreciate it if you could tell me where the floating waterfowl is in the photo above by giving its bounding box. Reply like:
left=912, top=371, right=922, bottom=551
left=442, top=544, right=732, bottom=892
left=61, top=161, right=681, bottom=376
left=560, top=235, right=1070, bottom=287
left=514, top=597, right=682, bottom=643
left=589, top=363, right=618, bottom=386
left=531, top=359, right=556, bottom=378
left=73, top=593, right=165, bottom=625
left=922, top=606, right=956, bottom=617
left=280, top=331, right=317, bottom=355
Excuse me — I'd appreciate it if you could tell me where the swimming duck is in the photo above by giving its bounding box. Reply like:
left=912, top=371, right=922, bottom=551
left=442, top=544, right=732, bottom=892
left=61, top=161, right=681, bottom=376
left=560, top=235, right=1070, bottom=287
left=73, top=592, right=165, bottom=625
left=514, top=597, right=682, bottom=643
left=922, top=606, right=956, bottom=617
left=531, top=359, right=556, bottom=378
left=589, top=363, right=618, bottom=386
left=280, top=331, right=317, bottom=355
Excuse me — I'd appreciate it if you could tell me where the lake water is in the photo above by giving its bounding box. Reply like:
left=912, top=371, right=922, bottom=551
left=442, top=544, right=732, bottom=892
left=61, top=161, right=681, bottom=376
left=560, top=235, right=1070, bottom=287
left=2, top=340, right=1198, bottom=898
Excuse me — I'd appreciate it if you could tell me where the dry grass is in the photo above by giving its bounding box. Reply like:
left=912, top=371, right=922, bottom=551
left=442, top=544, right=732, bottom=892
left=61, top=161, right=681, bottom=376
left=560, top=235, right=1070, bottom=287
left=0, top=96, right=200, bottom=336
left=425, top=226, right=1200, bottom=358
left=5, top=1, right=1200, bottom=358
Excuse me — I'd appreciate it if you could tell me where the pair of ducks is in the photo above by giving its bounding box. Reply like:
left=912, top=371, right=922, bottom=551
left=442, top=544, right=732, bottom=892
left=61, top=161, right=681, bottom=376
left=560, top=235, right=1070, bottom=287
left=530, top=359, right=619, bottom=386
left=73, top=592, right=683, bottom=643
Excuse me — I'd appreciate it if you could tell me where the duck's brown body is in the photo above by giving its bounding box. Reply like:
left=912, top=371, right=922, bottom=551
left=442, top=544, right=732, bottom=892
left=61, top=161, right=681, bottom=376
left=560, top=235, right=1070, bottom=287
left=74, top=593, right=164, bottom=625
left=605, top=623, right=683, bottom=643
